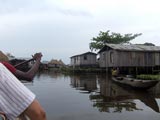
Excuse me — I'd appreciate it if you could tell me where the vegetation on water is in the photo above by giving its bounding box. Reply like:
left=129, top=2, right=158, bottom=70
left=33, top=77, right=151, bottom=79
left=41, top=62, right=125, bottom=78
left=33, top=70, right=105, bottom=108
left=136, top=74, right=160, bottom=80
left=60, top=67, right=106, bottom=74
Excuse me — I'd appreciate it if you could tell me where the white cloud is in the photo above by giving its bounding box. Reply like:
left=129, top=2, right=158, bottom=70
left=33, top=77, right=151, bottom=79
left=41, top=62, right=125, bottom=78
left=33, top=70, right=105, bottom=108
left=0, top=0, right=160, bottom=64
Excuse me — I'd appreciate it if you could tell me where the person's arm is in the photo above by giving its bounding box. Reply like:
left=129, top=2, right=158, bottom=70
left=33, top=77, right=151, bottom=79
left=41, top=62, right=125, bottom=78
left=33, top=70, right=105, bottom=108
left=1, top=61, right=17, bottom=73
left=21, top=100, right=47, bottom=120
left=14, top=53, right=42, bottom=81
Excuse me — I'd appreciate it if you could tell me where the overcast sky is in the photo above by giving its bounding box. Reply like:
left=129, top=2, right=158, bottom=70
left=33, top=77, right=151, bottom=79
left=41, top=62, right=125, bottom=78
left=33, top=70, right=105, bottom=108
left=0, top=0, right=160, bottom=64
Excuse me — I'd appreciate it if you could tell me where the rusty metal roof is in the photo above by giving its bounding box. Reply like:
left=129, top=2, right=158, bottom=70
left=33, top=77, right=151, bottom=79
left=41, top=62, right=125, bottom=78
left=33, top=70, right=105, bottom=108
left=104, top=43, right=160, bottom=52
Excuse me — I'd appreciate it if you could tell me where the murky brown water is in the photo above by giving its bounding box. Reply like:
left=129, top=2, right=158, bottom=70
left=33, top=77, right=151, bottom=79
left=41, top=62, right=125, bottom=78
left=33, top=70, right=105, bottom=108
left=24, top=71, right=160, bottom=120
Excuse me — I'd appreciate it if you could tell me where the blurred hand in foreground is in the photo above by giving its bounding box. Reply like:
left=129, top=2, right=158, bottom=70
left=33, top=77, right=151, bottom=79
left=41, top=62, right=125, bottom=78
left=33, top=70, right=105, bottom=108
left=32, top=53, right=43, bottom=61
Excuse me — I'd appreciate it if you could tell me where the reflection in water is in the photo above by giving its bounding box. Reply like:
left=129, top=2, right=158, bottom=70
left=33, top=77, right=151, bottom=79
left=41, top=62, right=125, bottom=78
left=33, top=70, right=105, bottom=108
left=37, top=70, right=64, bottom=79
left=25, top=72, right=160, bottom=120
left=70, top=74, right=97, bottom=93
left=70, top=74, right=160, bottom=113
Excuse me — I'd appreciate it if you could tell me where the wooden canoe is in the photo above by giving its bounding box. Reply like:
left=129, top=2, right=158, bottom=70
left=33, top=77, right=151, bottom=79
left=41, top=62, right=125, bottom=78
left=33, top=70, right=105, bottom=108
left=112, top=77, right=159, bottom=90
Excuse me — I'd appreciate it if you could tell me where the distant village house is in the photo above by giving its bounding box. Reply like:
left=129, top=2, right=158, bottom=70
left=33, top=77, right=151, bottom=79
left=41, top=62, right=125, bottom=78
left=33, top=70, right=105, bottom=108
left=48, top=59, right=65, bottom=68
left=70, top=52, right=98, bottom=68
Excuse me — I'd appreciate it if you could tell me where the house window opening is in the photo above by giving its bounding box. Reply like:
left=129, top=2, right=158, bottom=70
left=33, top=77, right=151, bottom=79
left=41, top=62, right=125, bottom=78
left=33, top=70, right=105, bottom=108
left=110, top=52, right=114, bottom=63
left=84, top=55, right=87, bottom=60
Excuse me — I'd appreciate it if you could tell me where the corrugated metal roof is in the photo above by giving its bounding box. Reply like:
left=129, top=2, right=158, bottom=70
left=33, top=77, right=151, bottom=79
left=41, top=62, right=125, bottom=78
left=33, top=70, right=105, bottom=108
left=70, top=52, right=97, bottom=58
left=105, top=43, right=160, bottom=51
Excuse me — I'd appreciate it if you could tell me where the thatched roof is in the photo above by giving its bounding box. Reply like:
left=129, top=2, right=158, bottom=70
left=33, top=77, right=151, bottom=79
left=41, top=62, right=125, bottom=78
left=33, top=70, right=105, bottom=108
left=49, top=59, right=65, bottom=65
left=59, top=59, right=65, bottom=65
left=49, top=59, right=59, bottom=64
left=0, top=51, right=9, bottom=61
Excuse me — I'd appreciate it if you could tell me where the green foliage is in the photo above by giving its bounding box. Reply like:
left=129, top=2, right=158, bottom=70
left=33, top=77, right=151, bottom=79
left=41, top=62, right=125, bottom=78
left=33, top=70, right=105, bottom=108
left=136, top=74, right=160, bottom=80
left=89, top=30, right=142, bottom=51
left=61, top=67, right=106, bottom=74
left=143, top=42, right=155, bottom=46
left=135, top=42, right=155, bottom=46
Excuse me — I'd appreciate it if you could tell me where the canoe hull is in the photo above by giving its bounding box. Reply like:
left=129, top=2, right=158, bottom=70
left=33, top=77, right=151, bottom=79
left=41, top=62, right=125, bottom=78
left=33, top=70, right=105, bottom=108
left=112, top=77, right=159, bottom=90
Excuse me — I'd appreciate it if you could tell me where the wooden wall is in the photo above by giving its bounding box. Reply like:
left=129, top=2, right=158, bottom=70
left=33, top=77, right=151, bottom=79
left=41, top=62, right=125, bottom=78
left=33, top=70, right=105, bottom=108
left=99, top=50, right=160, bottom=68
left=71, top=54, right=97, bottom=67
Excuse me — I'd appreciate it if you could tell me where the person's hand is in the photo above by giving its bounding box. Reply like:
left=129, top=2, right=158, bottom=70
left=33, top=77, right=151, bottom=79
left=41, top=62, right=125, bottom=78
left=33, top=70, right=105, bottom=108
left=32, top=53, right=43, bottom=61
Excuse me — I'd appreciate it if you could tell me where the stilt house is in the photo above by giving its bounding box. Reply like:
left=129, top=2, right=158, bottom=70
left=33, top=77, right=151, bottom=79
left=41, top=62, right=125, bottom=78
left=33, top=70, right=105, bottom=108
left=70, top=52, right=97, bottom=68
left=98, top=44, right=160, bottom=74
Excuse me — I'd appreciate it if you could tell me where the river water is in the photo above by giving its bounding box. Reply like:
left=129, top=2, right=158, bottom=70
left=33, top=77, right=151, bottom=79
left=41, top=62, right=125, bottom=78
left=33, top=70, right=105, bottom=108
left=24, top=71, right=160, bottom=120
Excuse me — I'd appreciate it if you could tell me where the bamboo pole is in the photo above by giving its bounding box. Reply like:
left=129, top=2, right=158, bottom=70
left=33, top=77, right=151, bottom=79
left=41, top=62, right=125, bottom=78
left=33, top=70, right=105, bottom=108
left=14, top=58, right=34, bottom=68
